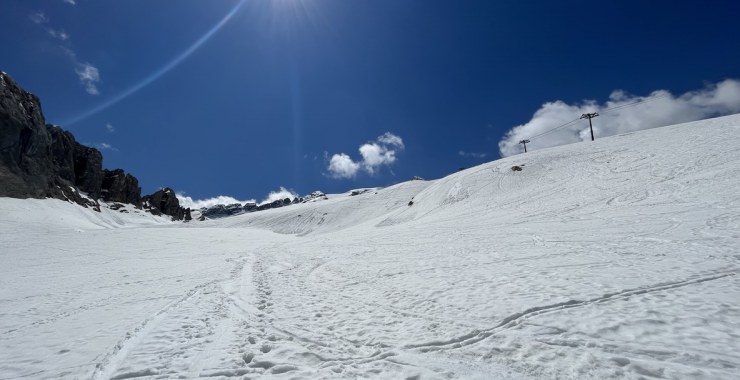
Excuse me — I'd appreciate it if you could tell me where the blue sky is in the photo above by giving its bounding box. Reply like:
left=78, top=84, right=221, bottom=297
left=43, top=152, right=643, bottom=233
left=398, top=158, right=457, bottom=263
left=2, top=0, right=740, bottom=204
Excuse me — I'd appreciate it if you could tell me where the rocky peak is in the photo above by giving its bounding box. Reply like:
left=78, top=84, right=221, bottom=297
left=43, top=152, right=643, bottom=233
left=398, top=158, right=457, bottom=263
left=101, top=169, right=141, bottom=207
left=143, top=187, right=191, bottom=221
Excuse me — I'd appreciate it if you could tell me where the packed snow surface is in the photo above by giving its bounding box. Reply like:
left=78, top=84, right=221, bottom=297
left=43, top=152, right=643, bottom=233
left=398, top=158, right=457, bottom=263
left=2, top=114, right=740, bottom=379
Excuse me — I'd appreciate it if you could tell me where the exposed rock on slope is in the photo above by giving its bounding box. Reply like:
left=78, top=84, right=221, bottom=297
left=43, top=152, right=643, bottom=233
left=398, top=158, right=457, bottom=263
left=143, top=188, right=191, bottom=221
left=202, top=203, right=246, bottom=219
left=1, top=71, right=189, bottom=221
left=47, top=125, right=103, bottom=199
left=200, top=193, right=320, bottom=220
left=101, top=169, right=142, bottom=207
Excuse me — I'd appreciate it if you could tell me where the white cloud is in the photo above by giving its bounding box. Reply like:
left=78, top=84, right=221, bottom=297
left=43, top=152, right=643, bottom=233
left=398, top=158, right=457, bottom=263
left=106, top=123, right=115, bottom=133
left=28, top=12, right=69, bottom=40
left=260, top=187, right=299, bottom=205
left=176, top=187, right=298, bottom=209
left=60, top=46, right=76, bottom=59
left=63, top=0, right=77, bottom=5
left=47, top=28, right=69, bottom=41
left=75, top=63, right=100, bottom=95
left=29, top=12, right=48, bottom=25
left=29, top=13, right=100, bottom=96
left=326, top=132, right=405, bottom=179
left=459, top=151, right=487, bottom=158
left=377, top=132, right=404, bottom=148
left=176, top=194, right=256, bottom=209
left=97, top=142, right=118, bottom=151
left=498, top=79, right=740, bottom=157
left=359, top=143, right=397, bottom=174
left=328, top=153, right=361, bottom=179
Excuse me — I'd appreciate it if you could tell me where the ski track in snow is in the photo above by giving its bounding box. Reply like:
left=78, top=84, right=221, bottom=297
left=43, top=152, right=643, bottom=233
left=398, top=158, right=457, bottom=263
left=2, top=114, right=740, bottom=379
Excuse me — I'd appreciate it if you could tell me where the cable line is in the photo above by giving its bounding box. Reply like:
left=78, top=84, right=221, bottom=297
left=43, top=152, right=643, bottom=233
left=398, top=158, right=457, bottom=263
left=599, top=93, right=671, bottom=114
left=526, top=118, right=581, bottom=140
left=521, top=92, right=675, bottom=151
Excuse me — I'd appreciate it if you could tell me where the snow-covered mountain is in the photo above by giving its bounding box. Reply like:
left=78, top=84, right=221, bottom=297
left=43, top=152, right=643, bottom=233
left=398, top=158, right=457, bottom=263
left=1, top=114, right=740, bottom=379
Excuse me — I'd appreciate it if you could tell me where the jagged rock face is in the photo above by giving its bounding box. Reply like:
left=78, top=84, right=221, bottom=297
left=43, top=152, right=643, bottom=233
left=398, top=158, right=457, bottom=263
left=255, top=198, right=294, bottom=212
left=1, top=72, right=192, bottom=221
left=47, top=125, right=104, bottom=199
left=0, top=72, right=106, bottom=204
left=202, top=203, right=245, bottom=219
left=73, top=144, right=103, bottom=198
left=0, top=72, right=55, bottom=198
left=101, top=169, right=141, bottom=207
left=144, top=187, right=187, bottom=221
left=200, top=197, right=307, bottom=220
left=47, top=126, right=76, bottom=185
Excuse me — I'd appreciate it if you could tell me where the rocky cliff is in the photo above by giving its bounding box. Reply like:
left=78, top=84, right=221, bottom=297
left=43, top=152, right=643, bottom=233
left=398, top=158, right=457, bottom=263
left=1, top=71, right=58, bottom=199
left=0, top=71, right=189, bottom=220
left=101, top=169, right=142, bottom=207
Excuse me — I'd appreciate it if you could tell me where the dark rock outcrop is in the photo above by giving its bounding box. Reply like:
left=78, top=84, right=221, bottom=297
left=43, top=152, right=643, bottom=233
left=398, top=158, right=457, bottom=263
left=73, top=143, right=104, bottom=197
left=255, top=198, right=290, bottom=212
left=200, top=195, right=310, bottom=221
left=2, top=71, right=191, bottom=221
left=302, top=191, right=327, bottom=203
left=0, top=71, right=56, bottom=198
left=243, top=202, right=257, bottom=212
left=47, top=126, right=77, bottom=188
left=143, top=187, right=189, bottom=221
left=47, top=125, right=104, bottom=199
left=202, top=203, right=245, bottom=219
left=1, top=72, right=107, bottom=205
left=101, top=169, right=141, bottom=207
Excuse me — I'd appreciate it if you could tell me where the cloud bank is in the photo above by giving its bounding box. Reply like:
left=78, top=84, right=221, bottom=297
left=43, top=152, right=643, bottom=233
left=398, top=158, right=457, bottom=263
left=327, top=132, right=404, bottom=179
left=498, top=79, right=740, bottom=157
left=260, top=187, right=299, bottom=205
left=176, top=194, right=256, bottom=209
left=177, top=187, right=298, bottom=209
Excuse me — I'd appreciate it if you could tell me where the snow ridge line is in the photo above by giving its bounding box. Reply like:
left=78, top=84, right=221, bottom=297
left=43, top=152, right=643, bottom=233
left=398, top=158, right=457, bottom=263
left=88, top=280, right=218, bottom=380
left=404, top=270, right=737, bottom=352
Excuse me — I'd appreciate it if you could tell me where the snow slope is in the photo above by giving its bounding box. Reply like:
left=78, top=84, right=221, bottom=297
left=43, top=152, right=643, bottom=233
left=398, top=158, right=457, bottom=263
left=1, top=114, right=740, bottom=379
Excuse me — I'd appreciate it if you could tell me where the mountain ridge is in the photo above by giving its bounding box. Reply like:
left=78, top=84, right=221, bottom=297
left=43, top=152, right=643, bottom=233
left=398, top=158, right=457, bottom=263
left=0, top=70, right=191, bottom=220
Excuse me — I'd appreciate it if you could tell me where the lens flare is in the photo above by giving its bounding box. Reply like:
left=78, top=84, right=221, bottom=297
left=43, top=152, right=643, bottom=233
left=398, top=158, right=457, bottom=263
left=63, top=0, right=247, bottom=126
